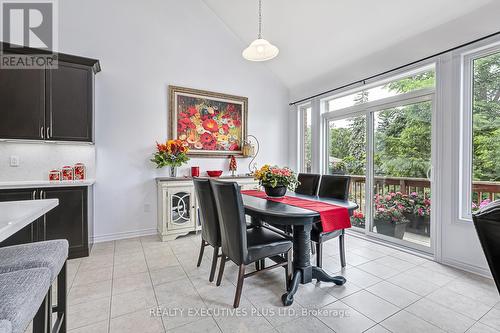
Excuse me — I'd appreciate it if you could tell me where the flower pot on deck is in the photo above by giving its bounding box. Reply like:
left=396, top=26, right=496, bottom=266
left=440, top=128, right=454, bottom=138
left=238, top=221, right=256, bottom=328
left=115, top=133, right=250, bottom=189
left=374, top=219, right=408, bottom=239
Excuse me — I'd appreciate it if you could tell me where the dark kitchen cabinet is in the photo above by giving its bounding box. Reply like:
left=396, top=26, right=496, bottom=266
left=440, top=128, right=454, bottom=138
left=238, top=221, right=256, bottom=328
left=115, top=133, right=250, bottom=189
left=0, top=186, right=92, bottom=258
left=0, top=189, right=38, bottom=247
left=0, top=69, right=45, bottom=140
left=46, top=62, right=93, bottom=141
left=0, top=42, right=100, bottom=142
left=42, top=187, right=89, bottom=259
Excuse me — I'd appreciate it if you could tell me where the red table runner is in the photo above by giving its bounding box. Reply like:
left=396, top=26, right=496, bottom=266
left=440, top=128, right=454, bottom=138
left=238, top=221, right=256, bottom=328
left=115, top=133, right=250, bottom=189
left=241, top=190, right=351, bottom=233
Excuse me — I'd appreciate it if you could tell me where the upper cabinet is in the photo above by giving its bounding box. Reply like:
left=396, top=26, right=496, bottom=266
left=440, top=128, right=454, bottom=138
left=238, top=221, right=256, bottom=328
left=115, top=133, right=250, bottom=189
left=0, top=43, right=100, bottom=142
left=0, top=69, right=45, bottom=140
left=46, top=62, right=93, bottom=141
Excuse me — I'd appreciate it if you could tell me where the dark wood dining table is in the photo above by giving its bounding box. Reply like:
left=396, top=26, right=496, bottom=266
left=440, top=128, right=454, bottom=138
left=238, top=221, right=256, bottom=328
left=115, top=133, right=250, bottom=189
left=241, top=191, right=358, bottom=306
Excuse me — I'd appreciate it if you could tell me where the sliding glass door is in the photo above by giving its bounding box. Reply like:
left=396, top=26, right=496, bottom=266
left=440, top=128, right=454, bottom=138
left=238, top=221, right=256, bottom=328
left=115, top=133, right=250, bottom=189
left=370, top=99, right=433, bottom=249
left=324, top=66, right=435, bottom=252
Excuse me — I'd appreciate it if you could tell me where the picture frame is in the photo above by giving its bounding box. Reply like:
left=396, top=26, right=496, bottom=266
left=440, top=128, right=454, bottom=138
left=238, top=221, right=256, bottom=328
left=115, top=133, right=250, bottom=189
left=169, top=85, right=248, bottom=157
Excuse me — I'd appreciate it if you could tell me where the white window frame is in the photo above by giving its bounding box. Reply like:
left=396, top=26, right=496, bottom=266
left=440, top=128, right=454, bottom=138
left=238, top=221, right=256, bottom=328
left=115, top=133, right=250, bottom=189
left=297, top=102, right=312, bottom=173
left=459, top=42, right=500, bottom=221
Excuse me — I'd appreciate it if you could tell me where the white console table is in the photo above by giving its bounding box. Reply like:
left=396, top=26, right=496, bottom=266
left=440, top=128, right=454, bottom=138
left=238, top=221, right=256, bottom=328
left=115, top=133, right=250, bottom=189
left=156, top=176, right=259, bottom=241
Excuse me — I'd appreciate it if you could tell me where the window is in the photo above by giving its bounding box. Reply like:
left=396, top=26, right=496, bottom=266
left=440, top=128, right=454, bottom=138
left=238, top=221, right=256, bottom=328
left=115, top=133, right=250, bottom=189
left=299, top=104, right=312, bottom=172
left=327, top=69, right=435, bottom=112
left=328, top=115, right=366, bottom=228
left=461, top=47, right=500, bottom=219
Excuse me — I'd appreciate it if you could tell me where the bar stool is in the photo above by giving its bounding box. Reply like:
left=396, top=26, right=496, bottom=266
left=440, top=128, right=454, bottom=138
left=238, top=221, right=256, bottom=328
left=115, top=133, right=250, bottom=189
left=0, top=268, right=52, bottom=333
left=0, top=240, right=69, bottom=333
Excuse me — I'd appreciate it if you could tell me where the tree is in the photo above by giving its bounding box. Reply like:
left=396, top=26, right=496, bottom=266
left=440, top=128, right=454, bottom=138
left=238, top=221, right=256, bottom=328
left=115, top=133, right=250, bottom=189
left=472, top=52, right=500, bottom=182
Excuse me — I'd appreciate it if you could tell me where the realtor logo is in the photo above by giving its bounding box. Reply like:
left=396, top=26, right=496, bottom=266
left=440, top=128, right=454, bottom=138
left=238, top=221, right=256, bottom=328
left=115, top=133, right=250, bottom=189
left=0, top=0, right=58, bottom=69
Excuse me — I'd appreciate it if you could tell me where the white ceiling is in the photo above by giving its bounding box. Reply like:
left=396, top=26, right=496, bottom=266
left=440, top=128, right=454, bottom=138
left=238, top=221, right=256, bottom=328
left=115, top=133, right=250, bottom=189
left=203, top=0, right=500, bottom=101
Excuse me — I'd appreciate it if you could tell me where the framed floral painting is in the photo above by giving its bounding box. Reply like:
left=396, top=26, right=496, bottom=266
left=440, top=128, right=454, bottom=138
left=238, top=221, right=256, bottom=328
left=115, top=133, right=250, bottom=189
left=169, top=85, right=248, bottom=157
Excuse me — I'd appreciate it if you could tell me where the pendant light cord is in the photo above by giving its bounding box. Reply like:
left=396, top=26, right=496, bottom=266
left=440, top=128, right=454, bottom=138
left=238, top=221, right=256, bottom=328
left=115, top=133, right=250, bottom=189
left=258, top=0, right=262, bottom=39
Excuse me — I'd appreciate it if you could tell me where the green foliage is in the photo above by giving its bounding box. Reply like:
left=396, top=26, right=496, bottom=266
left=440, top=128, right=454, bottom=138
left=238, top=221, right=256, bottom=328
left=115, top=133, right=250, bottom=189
left=254, top=165, right=300, bottom=191
left=151, top=151, right=189, bottom=168
left=387, top=71, right=435, bottom=93
left=472, top=52, right=500, bottom=181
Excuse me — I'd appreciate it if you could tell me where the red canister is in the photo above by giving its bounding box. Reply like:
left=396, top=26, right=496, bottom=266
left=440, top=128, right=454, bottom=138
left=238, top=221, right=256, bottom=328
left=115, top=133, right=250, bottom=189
left=49, top=170, right=61, bottom=181
left=191, top=166, right=200, bottom=177
left=61, top=166, right=74, bottom=181
left=74, top=163, right=86, bottom=180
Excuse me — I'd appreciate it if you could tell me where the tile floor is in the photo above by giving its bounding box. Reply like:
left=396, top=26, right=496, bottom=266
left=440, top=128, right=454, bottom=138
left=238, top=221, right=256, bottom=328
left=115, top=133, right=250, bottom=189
left=62, top=233, right=500, bottom=333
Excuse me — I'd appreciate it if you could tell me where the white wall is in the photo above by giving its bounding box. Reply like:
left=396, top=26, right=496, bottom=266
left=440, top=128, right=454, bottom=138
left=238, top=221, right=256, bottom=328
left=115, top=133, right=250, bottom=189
left=57, top=0, right=289, bottom=240
left=0, top=142, right=95, bottom=181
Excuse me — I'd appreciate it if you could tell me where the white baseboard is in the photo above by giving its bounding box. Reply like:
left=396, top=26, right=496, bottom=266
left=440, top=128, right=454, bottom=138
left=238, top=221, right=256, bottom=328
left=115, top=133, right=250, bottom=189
left=92, top=228, right=157, bottom=243
left=346, top=230, right=493, bottom=279
left=441, top=257, right=493, bottom=279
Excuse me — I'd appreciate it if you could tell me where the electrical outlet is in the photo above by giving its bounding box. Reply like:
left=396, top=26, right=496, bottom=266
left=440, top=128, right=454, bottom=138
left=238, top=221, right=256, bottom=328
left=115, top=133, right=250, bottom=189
left=9, top=155, right=19, bottom=167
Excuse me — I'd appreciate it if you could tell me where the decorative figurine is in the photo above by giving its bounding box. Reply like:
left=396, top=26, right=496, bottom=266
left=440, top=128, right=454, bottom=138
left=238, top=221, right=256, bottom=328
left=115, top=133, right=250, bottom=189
left=229, top=155, right=237, bottom=176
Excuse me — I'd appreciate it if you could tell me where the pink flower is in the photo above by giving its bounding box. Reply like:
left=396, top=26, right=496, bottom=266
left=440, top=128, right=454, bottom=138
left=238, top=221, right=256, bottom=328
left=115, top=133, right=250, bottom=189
left=479, top=199, right=491, bottom=209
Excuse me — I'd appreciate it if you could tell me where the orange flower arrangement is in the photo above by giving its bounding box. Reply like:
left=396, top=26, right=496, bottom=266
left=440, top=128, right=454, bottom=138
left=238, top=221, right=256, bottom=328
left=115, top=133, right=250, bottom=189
left=151, top=140, right=189, bottom=168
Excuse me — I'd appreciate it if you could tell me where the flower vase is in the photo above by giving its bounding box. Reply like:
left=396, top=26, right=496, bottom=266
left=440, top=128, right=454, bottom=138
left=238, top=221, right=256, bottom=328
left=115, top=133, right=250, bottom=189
left=169, top=166, right=177, bottom=178
left=264, top=185, right=287, bottom=198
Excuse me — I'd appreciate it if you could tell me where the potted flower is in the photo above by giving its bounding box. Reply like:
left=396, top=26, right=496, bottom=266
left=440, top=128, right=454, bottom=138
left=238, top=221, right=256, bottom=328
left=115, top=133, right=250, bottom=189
left=407, top=192, right=431, bottom=236
left=254, top=165, right=299, bottom=198
left=151, top=140, right=189, bottom=177
left=373, top=193, right=410, bottom=239
left=351, top=210, right=365, bottom=228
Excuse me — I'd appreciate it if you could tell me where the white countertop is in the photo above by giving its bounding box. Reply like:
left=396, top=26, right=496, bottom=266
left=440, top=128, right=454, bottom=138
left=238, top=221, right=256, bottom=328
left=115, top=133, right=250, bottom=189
left=0, top=179, right=95, bottom=190
left=0, top=199, right=59, bottom=243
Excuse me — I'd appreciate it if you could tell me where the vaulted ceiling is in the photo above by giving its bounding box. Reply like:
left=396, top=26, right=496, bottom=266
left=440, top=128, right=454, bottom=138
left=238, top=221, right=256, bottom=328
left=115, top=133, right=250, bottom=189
left=203, top=0, right=500, bottom=101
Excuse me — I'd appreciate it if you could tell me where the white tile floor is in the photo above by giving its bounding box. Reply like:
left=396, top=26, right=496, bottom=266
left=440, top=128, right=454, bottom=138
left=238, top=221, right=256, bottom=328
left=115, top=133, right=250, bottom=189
left=63, top=233, right=500, bottom=333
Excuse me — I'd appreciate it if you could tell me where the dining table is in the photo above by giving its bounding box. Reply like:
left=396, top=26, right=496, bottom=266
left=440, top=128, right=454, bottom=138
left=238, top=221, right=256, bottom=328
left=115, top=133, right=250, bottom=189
left=241, top=191, right=358, bottom=306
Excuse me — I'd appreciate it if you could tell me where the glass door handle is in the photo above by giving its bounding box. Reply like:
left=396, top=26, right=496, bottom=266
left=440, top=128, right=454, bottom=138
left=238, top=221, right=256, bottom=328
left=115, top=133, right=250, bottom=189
left=426, top=166, right=433, bottom=181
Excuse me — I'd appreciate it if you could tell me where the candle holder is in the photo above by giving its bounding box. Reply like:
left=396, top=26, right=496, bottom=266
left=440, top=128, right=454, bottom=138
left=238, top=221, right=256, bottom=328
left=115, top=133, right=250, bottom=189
left=242, top=134, right=260, bottom=175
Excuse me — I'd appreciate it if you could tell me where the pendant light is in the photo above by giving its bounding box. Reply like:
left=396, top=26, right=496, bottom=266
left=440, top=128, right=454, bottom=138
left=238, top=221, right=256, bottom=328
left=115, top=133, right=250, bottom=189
left=242, top=0, right=279, bottom=62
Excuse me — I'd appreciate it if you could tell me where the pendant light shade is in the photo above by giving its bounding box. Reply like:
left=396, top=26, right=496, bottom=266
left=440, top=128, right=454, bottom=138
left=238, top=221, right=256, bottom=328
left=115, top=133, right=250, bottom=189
left=242, top=0, right=279, bottom=62
left=242, top=38, right=279, bottom=62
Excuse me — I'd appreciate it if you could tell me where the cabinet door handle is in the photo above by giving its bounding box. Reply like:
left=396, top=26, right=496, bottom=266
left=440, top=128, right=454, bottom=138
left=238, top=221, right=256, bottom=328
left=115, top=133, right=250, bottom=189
left=41, top=126, right=45, bottom=139
left=46, top=127, right=50, bottom=139
left=32, top=190, right=36, bottom=200
left=40, top=190, right=45, bottom=198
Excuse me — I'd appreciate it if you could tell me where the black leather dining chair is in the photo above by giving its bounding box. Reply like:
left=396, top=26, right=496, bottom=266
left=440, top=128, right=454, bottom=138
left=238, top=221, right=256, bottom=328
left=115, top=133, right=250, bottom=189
left=295, top=173, right=322, bottom=255
left=210, top=179, right=293, bottom=308
left=472, top=200, right=500, bottom=294
left=193, top=178, right=222, bottom=282
left=295, top=173, right=321, bottom=196
left=312, top=175, right=351, bottom=268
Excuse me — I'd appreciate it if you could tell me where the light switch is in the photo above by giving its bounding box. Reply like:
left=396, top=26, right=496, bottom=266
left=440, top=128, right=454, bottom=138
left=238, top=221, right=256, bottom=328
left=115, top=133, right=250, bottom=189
left=10, top=155, right=19, bottom=167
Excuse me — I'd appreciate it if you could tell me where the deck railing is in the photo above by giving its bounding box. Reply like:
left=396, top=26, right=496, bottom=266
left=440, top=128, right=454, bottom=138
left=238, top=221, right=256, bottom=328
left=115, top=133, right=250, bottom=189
left=348, top=175, right=500, bottom=212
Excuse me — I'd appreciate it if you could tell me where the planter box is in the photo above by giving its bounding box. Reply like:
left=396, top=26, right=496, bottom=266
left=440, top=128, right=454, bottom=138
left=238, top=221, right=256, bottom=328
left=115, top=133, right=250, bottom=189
left=374, top=219, right=408, bottom=239
left=404, top=213, right=430, bottom=236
